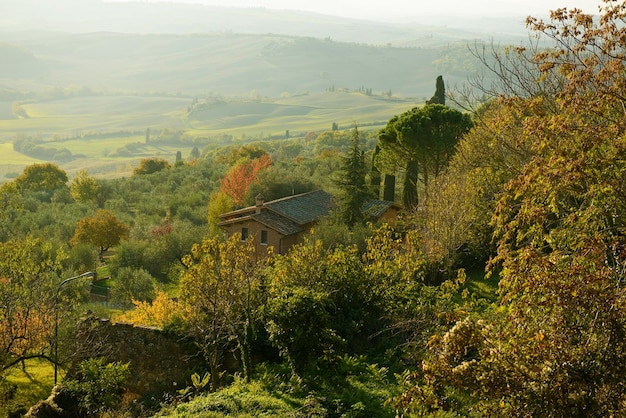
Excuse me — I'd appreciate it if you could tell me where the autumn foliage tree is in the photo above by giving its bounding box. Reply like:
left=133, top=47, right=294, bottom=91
left=116, top=290, right=181, bottom=328
left=14, top=163, right=68, bottom=202
left=413, top=100, right=534, bottom=277
left=219, top=154, right=272, bottom=206
left=70, top=169, right=101, bottom=204
left=399, top=2, right=626, bottom=416
left=71, top=210, right=129, bottom=258
left=0, top=237, right=67, bottom=376
left=207, top=191, right=234, bottom=236
left=179, top=234, right=263, bottom=386
left=14, top=163, right=68, bottom=192
left=133, top=158, right=171, bottom=175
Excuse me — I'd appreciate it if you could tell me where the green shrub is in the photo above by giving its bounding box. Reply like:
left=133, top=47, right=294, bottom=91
left=109, top=267, right=156, bottom=310
left=264, top=287, right=342, bottom=376
left=62, top=358, right=130, bottom=416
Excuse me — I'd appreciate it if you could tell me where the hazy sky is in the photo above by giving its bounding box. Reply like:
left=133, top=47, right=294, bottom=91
left=154, top=0, right=606, bottom=21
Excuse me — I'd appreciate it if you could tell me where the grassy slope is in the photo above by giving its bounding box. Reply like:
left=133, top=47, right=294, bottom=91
left=185, top=92, right=415, bottom=135
left=3, top=96, right=187, bottom=137
left=0, top=92, right=416, bottom=181
left=1, top=360, right=54, bottom=416
left=1, top=32, right=454, bottom=98
left=158, top=362, right=399, bottom=418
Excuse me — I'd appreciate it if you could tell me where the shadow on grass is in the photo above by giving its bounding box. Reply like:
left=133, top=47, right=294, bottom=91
left=2, top=359, right=54, bottom=415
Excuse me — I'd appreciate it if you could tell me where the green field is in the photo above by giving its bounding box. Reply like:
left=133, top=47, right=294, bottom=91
left=0, top=90, right=419, bottom=180
left=0, top=29, right=482, bottom=180
left=0, top=95, right=188, bottom=137
left=185, top=92, right=415, bottom=135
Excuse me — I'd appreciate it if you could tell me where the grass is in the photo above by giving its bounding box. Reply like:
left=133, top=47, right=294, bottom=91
left=1, top=359, right=55, bottom=416
left=161, top=379, right=301, bottom=417
left=0, top=142, right=39, bottom=165
left=96, top=264, right=111, bottom=280
left=158, top=358, right=398, bottom=418
left=3, top=91, right=412, bottom=143
left=0, top=142, right=42, bottom=181
left=183, top=92, right=415, bottom=138
left=463, top=267, right=500, bottom=302
left=2, top=96, right=187, bottom=139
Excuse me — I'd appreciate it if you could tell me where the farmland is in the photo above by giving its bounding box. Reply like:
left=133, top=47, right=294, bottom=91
left=0, top=28, right=485, bottom=180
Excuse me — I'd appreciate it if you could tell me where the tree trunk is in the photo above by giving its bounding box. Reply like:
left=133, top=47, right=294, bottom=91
left=403, top=160, right=419, bottom=208
left=238, top=321, right=253, bottom=383
left=383, top=174, right=395, bottom=202
left=203, top=342, right=221, bottom=390
left=370, top=146, right=382, bottom=199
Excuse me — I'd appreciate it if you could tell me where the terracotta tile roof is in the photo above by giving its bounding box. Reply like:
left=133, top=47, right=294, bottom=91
left=218, top=190, right=335, bottom=236
left=264, top=190, right=335, bottom=224
left=251, top=211, right=303, bottom=236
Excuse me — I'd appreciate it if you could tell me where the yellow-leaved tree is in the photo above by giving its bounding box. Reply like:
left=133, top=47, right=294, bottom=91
left=71, top=210, right=129, bottom=258
left=179, top=233, right=263, bottom=388
left=399, top=2, right=626, bottom=416
left=0, top=237, right=67, bottom=376
left=116, top=291, right=181, bottom=328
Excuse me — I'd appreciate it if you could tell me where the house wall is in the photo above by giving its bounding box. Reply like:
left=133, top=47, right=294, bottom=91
left=280, top=233, right=302, bottom=254
left=376, top=207, right=399, bottom=224
left=221, top=219, right=284, bottom=257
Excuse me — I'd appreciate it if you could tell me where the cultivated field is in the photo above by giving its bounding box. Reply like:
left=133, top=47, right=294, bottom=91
left=0, top=28, right=487, bottom=180
left=0, top=90, right=420, bottom=180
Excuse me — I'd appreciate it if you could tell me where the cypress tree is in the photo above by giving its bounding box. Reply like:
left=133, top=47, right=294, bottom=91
left=334, top=125, right=372, bottom=226
left=383, top=174, right=395, bottom=202
left=426, top=75, right=445, bottom=105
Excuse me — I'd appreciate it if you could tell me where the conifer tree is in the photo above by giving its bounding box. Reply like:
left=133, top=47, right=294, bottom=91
left=334, top=125, right=373, bottom=226
left=370, top=145, right=382, bottom=199
left=377, top=104, right=472, bottom=207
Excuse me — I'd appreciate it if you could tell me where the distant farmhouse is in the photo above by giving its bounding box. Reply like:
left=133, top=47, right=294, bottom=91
left=218, top=190, right=401, bottom=256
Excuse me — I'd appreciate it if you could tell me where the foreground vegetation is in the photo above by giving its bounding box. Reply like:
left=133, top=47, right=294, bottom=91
left=3, top=1, right=626, bottom=416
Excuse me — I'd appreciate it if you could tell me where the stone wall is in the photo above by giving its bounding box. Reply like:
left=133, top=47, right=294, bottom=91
left=70, top=317, right=207, bottom=397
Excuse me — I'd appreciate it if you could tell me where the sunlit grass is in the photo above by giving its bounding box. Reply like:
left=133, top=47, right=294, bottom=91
left=160, top=378, right=301, bottom=417
left=159, top=357, right=398, bottom=417
left=0, top=91, right=420, bottom=181
left=464, top=267, right=499, bottom=302
left=1, top=359, right=55, bottom=416
left=1, top=95, right=188, bottom=139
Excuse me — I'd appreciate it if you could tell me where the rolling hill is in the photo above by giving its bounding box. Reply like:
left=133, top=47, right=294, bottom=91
left=0, top=3, right=517, bottom=179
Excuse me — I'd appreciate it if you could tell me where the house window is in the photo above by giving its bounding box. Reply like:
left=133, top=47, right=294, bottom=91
left=261, top=230, right=268, bottom=245
left=241, top=227, right=248, bottom=241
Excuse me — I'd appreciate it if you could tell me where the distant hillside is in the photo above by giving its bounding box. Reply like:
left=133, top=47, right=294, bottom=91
left=0, top=31, right=488, bottom=98
left=0, top=43, right=46, bottom=78
left=0, top=2, right=517, bottom=180
left=0, top=0, right=529, bottom=44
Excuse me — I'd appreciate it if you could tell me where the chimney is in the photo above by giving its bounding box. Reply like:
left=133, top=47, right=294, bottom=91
left=255, top=193, right=265, bottom=213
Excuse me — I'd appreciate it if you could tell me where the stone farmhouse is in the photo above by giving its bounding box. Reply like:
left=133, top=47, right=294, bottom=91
left=218, top=190, right=401, bottom=256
